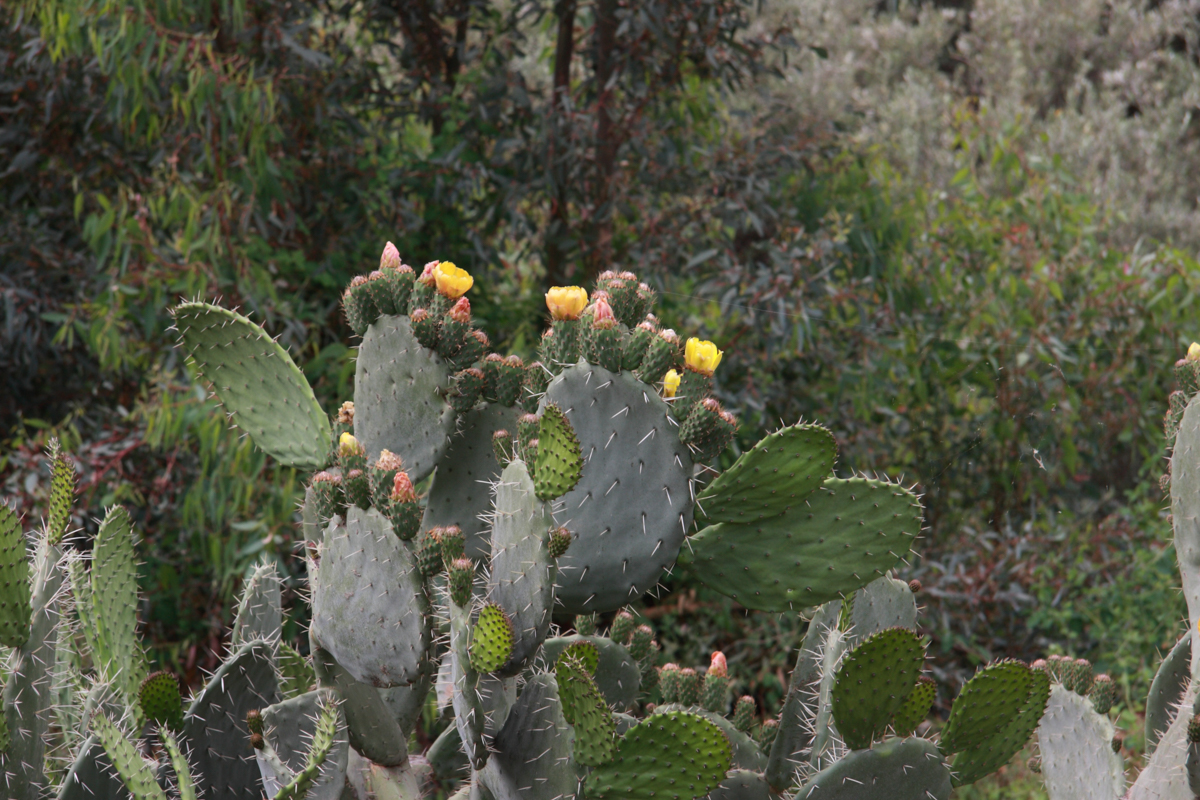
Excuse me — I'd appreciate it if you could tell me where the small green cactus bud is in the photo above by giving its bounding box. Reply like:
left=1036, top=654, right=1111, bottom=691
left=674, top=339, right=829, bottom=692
left=448, top=367, right=486, bottom=413
left=1027, top=756, right=1041, bottom=774
left=610, top=611, right=636, bottom=645
left=548, top=527, right=572, bottom=559
left=574, top=613, right=598, bottom=636
left=344, top=469, right=370, bottom=510
left=702, top=652, right=729, bottom=714
left=246, top=708, right=263, bottom=736
left=495, top=355, right=525, bottom=406
left=482, top=354, right=505, bottom=401
left=518, top=413, right=540, bottom=445
left=523, top=439, right=539, bottom=478
left=523, top=362, right=550, bottom=411
left=310, top=471, right=345, bottom=520
left=1030, top=658, right=1048, bottom=674
left=679, top=397, right=736, bottom=463
left=343, top=275, right=377, bottom=336
left=1090, top=673, right=1116, bottom=714
left=380, top=241, right=402, bottom=270
left=622, top=320, right=654, bottom=371
left=386, top=471, right=421, bottom=540
left=758, top=718, right=779, bottom=749
left=415, top=529, right=444, bottom=579
left=453, top=328, right=488, bottom=368
left=1045, top=654, right=1066, bottom=684
left=677, top=667, right=701, bottom=707
left=47, top=440, right=75, bottom=545
left=732, top=696, right=756, bottom=732
left=1070, top=658, right=1094, bottom=696
left=584, top=301, right=624, bottom=372
left=140, top=671, right=184, bottom=732
left=628, top=625, right=655, bottom=662
left=410, top=307, right=440, bottom=350
left=338, top=432, right=367, bottom=473
left=493, top=429, right=516, bottom=466
left=435, top=525, right=465, bottom=566
left=637, top=328, right=681, bottom=384
left=448, top=558, right=474, bottom=608
left=367, top=270, right=397, bottom=316
left=659, top=663, right=681, bottom=704
left=370, top=450, right=404, bottom=508
left=437, top=297, right=472, bottom=359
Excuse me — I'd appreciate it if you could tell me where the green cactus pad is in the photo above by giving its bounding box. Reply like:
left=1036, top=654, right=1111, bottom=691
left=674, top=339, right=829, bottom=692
left=91, top=713, right=167, bottom=800
left=183, top=639, right=279, bottom=799
left=427, top=724, right=469, bottom=781
left=555, top=652, right=618, bottom=766
left=478, top=673, right=578, bottom=800
left=353, top=314, right=456, bottom=482
left=158, top=728, right=198, bottom=800
left=950, top=666, right=1049, bottom=786
left=424, top=403, right=520, bottom=559
left=847, top=574, right=918, bottom=645
left=556, top=639, right=601, bottom=676
left=311, top=507, right=431, bottom=688
left=312, top=647, right=408, bottom=767
left=892, top=676, right=936, bottom=738
left=539, top=363, right=695, bottom=613
left=173, top=302, right=331, bottom=468
left=697, top=423, right=836, bottom=524
left=1037, top=684, right=1125, bottom=800
left=940, top=660, right=1035, bottom=755
left=653, top=704, right=766, bottom=772
left=470, top=603, right=515, bottom=674
left=0, top=505, right=30, bottom=649
left=831, top=627, right=926, bottom=750
left=533, top=403, right=584, bottom=501
left=258, top=689, right=348, bottom=800
left=138, top=671, right=184, bottom=731
left=47, top=443, right=75, bottom=545
left=583, top=709, right=732, bottom=800
left=688, top=477, right=922, bottom=612
left=90, top=505, right=147, bottom=700
left=1146, top=630, right=1190, bottom=755
left=487, top=460, right=556, bottom=674
left=541, top=635, right=641, bottom=711
left=230, top=560, right=282, bottom=647
left=797, top=737, right=952, bottom=800
left=707, top=770, right=771, bottom=800
left=278, top=641, right=316, bottom=700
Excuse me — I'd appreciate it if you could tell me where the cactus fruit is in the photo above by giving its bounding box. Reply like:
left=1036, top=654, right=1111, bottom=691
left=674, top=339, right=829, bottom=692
left=678, top=668, right=702, bottom=707
left=732, top=696, right=756, bottom=732
left=703, top=652, right=730, bottom=715
left=1089, top=673, right=1117, bottom=715
left=575, top=613, right=598, bottom=636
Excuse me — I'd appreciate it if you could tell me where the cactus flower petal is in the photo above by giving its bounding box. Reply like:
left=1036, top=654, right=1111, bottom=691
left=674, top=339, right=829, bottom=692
left=662, top=369, right=681, bottom=398
left=434, top=261, right=473, bottom=298
left=685, top=337, right=723, bottom=375
left=546, top=286, right=589, bottom=320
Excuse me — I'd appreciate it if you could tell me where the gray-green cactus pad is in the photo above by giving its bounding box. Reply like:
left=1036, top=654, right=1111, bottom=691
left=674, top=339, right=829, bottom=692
left=540, top=363, right=694, bottom=613
left=1126, top=683, right=1194, bottom=799
left=696, top=422, right=836, bottom=524
left=1171, top=394, right=1200, bottom=673
left=480, top=674, right=578, bottom=800
left=687, top=477, right=922, bottom=612
left=797, top=737, right=951, bottom=800
left=425, top=403, right=520, bottom=559
left=354, top=314, right=455, bottom=481
left=312, top=646, right=409, bottom=767
left=847, top=574, right=918, bottom=646
left=540, top=635, right=641, bottom=711
left=311, top=507, right=430, bottom=688
left=173, top=302, right=331, bottom=468
left=380, top=672, right=433, bottom=740
left=1037, top=684, right=1124, bottom=800
left=1146, top=630, right=1190, bottom=755
left=583, top=709, right=732, bottom=800
left=707, top=770, right=770, bottom=800
left=258, top=689, right=349, bottom=800
left=57, top=736, right=129, bottom=800
left=231, top=560, right=282, bottom=646
left=487, top=460, right=555, bottom=674
left=183, top=639, right=279, bottom=799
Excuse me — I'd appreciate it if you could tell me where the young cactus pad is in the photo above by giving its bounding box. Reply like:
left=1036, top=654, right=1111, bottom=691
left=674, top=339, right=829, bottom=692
left=797, top=737, right=952, bottom=800
left=831, top=627, right=925, bottom=751
left=172, top=302, right=331, bottom=469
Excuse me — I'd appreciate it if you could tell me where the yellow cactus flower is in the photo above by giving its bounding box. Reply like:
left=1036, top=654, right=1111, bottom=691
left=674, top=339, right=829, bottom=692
left=338, top=432, right=363, bottom=457
left=685, top=338, right=723, bottom=376
left=1188, top=342, right=1200, bottom=362
left=433, top=261, right=473, bottom=299
left=546, top=286, right=589, bottom=320
left=662, top=369, right=681, bottom=398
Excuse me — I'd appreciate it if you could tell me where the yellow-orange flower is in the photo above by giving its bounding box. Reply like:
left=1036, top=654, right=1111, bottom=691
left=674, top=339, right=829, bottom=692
left=434, top=261, right=473, bottom=299
left=546, top=286, right=588, bottom=320
left=662, top=369, right=681, bottom=398
left=685, top=338, right=723, bottom=375
left=1188, top=342, right=1200, bottom=362
left=338, top=432, right=363, bottom=458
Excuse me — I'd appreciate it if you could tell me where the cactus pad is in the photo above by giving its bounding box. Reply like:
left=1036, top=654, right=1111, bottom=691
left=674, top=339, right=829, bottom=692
left=258, top=689, right=349, bottom=800
left=479, top=674, right=578, bottom=800
left=540, top=363, right=694, bottom=613
left=708, top=770, right=771, bottom=800
left=831, top=627, right=925, bottom=751
left=892, top=676, right=935, bottom=738
left=424, top=403, right=519, bottom=559
left=470, top=603, right=515, bottom=674
left=230, top=560, right=282, bottom=646
left=0, top=505, right=30, bottom=648
left=688, top=477, right=922, bottom=612
left=278, top=641, right=316, bottom=699
left=1037, top=684, right=1125, bottom=800
left=950, top=666, right=1049, bottom=786
left=91, top=713, right=167, bottom=800
left=555, top=652, right=617, bottom=766
left=533, top=404, right=583, bottom=501
left=486, top=460, right=556, bottom=674
left=541, top=635, right=641, bottom=710
left=583, top=709, right=732, bottom=800
left=1145, top=630, right=1190, bottom=755
left=47, top=443, right=75, bottom=545
left=311, top=647, right=408, bottom=767
left=353, top=314, right=455, bottom=481
left=138, top=671, right=183, bottom=731
left=311, top=507, right=431, bottom=688
left=90, top=505, right=146, bottom=702
left=796, top=736, right=952, bottom=800
left=697, top=423, right=836, bottom=524
left=940, top=660, right=1035, bottom=755
left=182, top=639, right=279, bottom=799
left=847, top=574, right=918, bottom=645
left=173, top=302, right=331, bottom=468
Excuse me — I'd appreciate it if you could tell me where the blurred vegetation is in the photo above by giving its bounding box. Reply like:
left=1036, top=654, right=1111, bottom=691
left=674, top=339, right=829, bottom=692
left=4, top=1, right=1200, bottom=791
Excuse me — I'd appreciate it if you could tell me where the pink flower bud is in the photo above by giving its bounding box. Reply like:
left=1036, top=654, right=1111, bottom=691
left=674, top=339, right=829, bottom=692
left=419, top=261, right=438, bottom=286
left=381, top=241, right=401, bottom=271
left=391, top=471, right=417, bottom=503
left=592, top=298, right=615, bottom=326
left=449, top=297, right=471, bottom=324
left=709, top=651, right=728, bottom=678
